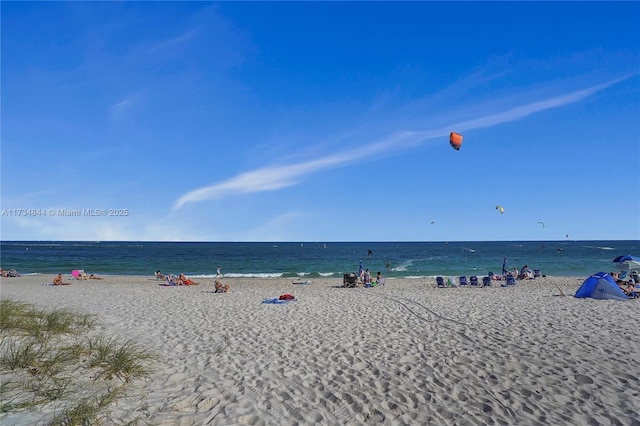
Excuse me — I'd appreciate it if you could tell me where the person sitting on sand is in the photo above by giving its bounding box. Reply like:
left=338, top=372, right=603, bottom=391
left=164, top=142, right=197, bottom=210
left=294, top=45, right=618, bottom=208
left=214, top=280, right=230, bottom=293
left=156, top=270, right=165, bottom=280
left=165, top=274, right=181, bottom=285
left=179, top=273, right=199, bottom=286
left=89, top=274, right=104, bottom=280
left=616, top=279, right=638, bottom=298
left=2, top=268, right=20, bottom=277
left=612, top=272, right=627, bottom=287
left=52, top=274, right=69, bottom=286
left=519, top=265, right=533, bottom=280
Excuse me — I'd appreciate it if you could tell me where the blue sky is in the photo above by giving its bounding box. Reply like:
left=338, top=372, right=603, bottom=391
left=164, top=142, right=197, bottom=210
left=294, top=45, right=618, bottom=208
left=1, top=1, right=639, bottom=242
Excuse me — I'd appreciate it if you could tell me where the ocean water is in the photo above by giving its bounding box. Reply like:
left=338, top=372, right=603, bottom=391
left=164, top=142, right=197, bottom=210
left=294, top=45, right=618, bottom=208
left=1, top=240, right=638, bottom=279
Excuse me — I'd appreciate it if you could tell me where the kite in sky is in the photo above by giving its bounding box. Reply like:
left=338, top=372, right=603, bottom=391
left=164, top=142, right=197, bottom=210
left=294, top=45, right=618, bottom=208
left=538, top=221, right=545, bottom=228
left=495, top=205, right=504, bottom=214
left=449, top=132, right=463, bottom=151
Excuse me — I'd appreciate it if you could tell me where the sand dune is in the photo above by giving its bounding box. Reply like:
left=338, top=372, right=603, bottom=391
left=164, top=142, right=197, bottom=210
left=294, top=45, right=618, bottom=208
left=2, top=275, right=639, bottom=425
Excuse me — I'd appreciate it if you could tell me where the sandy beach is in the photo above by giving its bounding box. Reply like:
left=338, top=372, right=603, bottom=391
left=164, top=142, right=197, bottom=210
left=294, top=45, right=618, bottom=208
left=1, top=275, right=639, bottom=425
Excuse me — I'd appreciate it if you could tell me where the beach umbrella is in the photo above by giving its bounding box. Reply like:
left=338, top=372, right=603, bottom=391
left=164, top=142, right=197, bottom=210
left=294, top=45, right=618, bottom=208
left=502, top=257, right=508, bottom=275
left=613, top=255, right=640, bottom=271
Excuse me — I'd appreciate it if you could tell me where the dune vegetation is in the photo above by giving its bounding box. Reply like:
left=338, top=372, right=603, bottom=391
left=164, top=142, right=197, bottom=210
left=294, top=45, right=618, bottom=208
left=0, top=298, right=156, bottom=425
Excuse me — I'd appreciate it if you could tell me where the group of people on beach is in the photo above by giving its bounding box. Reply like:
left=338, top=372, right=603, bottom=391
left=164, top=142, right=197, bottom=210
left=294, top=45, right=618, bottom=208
left=156, top=271, right=200, bottom=286
left=155, top=269, right=229, bottom=291
left=344, top=269, right=384, bottom=287
left=611, top=272, right=638, bottom=298
left=50, top=272, right=102, bottom=285
left=491, top=265, right=539, bottom=281
left=518, top=265, right=535, bottom=280
left=1, top=268, right=20, bottom=278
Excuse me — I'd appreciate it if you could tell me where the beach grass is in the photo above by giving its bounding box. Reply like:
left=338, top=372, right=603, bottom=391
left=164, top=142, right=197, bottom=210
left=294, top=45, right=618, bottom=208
left=0, top=298, right=155, bottom=424
left=0, top=299, right=95, bottom=340
left=86, top=336, right=155, bottom=383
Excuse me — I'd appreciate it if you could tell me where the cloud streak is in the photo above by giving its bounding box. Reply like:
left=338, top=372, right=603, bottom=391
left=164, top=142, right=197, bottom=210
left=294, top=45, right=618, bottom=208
left=146, top=29, right=197, bottom=55
left=175, top=74, right=634, bottom=209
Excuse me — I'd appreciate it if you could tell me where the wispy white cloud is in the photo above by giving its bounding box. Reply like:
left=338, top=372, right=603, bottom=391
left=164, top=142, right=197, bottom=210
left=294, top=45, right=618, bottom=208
left=146, top=29, right=198, bottom=55
left=112, top=96, right=135, bottom=112
left=174, top=130, right=419, bottom=208
left=175, top=74, right=635, bottom=209
left=452, top=74, right=633, bottom=133
left=109, top=91, right=145, bottom=121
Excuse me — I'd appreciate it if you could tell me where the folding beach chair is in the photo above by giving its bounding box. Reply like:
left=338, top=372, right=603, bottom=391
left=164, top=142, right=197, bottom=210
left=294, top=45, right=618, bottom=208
left=534, top=269, right=541, bottom=278
left=469, top=276, right=479, bottom=286
left=506, top=275, right=516, bottom=286
left=482, top=276, right=492, bottom=287
left=436, top=276, right=446, bottom=288
left=459, top=276, right=468, bottom=287
left=343, top=273, right=358, bottom=288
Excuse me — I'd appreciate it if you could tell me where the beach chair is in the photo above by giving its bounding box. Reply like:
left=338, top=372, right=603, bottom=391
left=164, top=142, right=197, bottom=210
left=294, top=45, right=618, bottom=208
left=469, top=276, right=479, bottom=286
left=343, top=273, right=357, bottom=288
left=436, top=276, right=446, bottom=288
left=459, top=276, right=468, bottom=287
left=534, top=269, right=541, bottom=278
left=482, top=276, right=492, bottom=287
left=506, top=275, right=516, bottom=286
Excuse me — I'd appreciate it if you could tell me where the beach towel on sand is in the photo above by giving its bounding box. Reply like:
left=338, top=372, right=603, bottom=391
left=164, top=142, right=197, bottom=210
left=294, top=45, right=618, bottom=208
left=262, top=294, right=296, bottom=304
left=262, top=298, right=290, bottom=304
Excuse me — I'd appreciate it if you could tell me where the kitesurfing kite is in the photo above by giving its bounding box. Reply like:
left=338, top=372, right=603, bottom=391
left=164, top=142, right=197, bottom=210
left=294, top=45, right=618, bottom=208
left=495, top=205, right=504, bottom=214
left=449, top=132, right=463, bottom=151
left=538, top=221, right=545, bottom=228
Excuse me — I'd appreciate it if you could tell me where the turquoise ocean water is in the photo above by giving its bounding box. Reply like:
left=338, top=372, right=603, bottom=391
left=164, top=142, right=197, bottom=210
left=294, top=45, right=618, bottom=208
left=1, top=240, right=638, bottom=279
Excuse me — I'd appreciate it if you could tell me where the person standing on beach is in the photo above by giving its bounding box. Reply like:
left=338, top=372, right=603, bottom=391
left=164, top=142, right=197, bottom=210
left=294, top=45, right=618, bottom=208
left=216, top=265, right=222, bottom=278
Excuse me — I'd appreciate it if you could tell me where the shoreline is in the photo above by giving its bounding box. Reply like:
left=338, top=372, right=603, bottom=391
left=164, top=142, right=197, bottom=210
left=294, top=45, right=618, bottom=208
left=2, top=275, right=639, bottom=424
left=3, top=240, right=637, bottom=279
left=4, top=272, right=593, bottom=280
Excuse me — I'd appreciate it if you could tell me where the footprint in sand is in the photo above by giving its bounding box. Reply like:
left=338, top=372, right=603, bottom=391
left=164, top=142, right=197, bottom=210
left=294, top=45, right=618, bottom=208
left=381, top=401, right=399, bottom=411
left=398, top=354, right=419, bottom=363
left=352, top=361, right=368, bottom=371
left=574, top=374, right=594, bottom=384
left=453, top=355, right=472, bottom=364
left=196, top=397, right=220, bottom=411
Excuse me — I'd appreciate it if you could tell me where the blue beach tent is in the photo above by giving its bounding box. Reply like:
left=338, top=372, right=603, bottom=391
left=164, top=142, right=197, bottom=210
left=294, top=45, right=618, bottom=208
left=574, top=272, right=628, bottom=301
